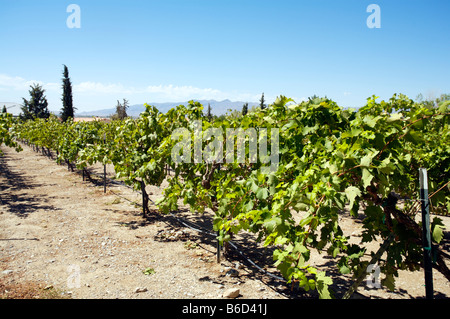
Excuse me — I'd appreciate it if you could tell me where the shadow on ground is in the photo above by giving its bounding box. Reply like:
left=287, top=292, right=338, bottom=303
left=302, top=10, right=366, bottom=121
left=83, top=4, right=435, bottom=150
left=0, top=153, right=56, bottom=218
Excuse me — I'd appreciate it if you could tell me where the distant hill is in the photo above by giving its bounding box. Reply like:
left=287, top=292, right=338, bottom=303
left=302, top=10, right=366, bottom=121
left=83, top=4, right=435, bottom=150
left=0, top=102, right=22, bottom=116
left=76, top=99, right=259, bottom=117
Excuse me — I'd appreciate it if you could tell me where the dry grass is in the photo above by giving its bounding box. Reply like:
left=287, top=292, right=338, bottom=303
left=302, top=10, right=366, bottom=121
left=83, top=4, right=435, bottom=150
left=0, top=277, right=70, bottom=299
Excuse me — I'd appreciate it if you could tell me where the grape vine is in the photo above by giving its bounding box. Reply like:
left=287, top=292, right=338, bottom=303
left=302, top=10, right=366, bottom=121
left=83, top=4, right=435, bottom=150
left=0, top=112, right=22, bottom=154
left=10, top=94, right=450, bottom=298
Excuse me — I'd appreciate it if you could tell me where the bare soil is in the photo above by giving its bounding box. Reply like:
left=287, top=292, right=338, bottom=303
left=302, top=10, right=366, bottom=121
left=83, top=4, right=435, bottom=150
left=1, top=144, right=449, bottom=299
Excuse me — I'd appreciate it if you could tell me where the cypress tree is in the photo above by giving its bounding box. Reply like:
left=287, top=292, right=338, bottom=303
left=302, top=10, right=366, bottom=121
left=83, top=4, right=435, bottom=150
left=206, top=103, right=213, bottom=122
left=260, top=93, right=266, bottom=110
left=242, top=102, right=248, bottom=116
left=61, top=64, right=75, bottom=122
left=20, top=83, right=50, bottom=120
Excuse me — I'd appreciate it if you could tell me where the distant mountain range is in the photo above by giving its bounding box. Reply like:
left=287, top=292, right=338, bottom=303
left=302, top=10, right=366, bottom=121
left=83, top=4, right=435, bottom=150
left=76, top=99, right=259, bottom=117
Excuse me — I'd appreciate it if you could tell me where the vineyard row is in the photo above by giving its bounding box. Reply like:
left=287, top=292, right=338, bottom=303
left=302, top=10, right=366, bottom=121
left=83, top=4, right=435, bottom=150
left=1, top=94, right=450, bottom=298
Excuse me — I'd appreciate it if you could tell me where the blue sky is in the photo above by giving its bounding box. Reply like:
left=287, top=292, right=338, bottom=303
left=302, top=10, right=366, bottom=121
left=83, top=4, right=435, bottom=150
left=0, top=0, right=449, bottom=114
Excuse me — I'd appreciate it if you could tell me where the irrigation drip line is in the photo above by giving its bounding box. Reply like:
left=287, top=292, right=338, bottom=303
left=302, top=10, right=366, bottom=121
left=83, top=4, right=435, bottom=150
left=78, top=163, right=288, bottom=283
left=169, top=209, right=288, bottom=282
left=166, top=211, right=286, bottom=282
left=226, top=240, right=285, bottom=282
left=169, top=212, right=216, bottom=237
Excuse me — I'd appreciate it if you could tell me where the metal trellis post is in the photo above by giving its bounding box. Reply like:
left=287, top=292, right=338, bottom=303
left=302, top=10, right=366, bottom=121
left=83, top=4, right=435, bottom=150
left=419, top=168, right=433, bottom=299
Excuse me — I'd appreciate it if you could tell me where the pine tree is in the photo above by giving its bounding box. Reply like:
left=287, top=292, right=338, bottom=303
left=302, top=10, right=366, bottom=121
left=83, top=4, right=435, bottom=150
left=260, top=93, right=266, bottom=110
left=61, top=64, right=75, bottom=122
left=308, top=94, right=320, bottom=102
left=113, top=98, right=129, bottom=120
left=20, top=83, right=50, bottom=120
left=242, top=102, right=248, bottom=116
left=2, top=105, right=6, bottom=113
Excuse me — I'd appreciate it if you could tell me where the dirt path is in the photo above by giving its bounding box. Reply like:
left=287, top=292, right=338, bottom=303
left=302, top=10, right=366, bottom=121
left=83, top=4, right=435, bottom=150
left=1, top=144, right=449, bottom=299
